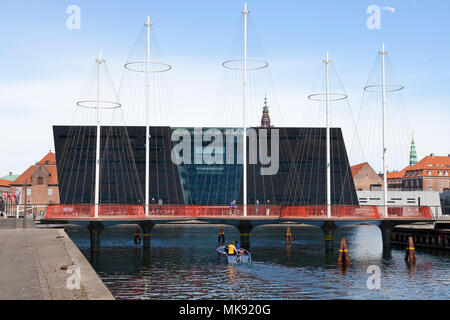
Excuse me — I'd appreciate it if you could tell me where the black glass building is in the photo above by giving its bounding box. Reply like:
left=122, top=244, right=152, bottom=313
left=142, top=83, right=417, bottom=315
left=53, top=126, right=358, bottom=206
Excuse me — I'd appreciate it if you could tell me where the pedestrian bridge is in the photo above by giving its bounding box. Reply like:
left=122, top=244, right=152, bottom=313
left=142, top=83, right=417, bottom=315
left=44, top=204, right=432, bottom=221
left=43, top=204, right=434, bottom=251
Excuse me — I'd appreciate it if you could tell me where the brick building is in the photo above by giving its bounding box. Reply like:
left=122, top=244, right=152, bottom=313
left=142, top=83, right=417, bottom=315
left=387, top=167, right=408, bottom=190
left=0, top=179, right=11, bottom=214
left=350, top=162, right=384, bottom=191
left=9, top=152, right=60, bottom=215
left=387, top=154, right=450, bottom=192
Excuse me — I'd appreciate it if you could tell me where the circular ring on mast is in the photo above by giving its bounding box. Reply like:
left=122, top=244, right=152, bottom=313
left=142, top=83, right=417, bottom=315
left=124, top=61, right=172, bottom=73
left=363, top=84, right=404, bottom=93
left=222, top=58, right=269, bottom=70
left=307, top=93, right=348, bottom=102
left=76, top=100, right=122, bottom=109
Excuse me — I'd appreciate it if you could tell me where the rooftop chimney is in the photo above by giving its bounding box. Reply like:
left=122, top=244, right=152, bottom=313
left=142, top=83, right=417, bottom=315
left=430, top=153, right=435, bottom=157
left=8, top=172, right=12, bottom=176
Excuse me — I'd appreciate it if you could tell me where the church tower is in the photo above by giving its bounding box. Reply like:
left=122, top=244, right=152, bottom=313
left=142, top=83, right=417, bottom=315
left=409, top=132, right=417, bottom=166
left=260, top=94, right=272, bottom=127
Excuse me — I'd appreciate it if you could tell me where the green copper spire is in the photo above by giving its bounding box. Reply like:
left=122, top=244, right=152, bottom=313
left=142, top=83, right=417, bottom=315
left=409, top=132, right=417, bottom=166
left=263, top=94, right=268, bottom=111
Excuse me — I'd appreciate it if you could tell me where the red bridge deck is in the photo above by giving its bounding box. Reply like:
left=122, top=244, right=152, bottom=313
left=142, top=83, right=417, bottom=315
left=44, top=204, right=433, bottom=221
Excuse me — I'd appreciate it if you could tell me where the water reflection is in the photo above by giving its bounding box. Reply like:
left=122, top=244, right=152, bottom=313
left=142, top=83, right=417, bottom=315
left=64, top=224, right=450, bottom=300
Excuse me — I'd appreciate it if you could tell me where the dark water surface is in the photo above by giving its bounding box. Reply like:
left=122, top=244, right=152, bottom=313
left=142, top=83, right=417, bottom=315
left=64, top=224, right=450, bottom=300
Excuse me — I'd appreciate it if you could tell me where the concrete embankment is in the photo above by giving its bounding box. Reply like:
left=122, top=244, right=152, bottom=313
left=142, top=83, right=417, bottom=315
left=392, top=222, right=450, bottom=250
left=0, top=227, right=114, bottom=300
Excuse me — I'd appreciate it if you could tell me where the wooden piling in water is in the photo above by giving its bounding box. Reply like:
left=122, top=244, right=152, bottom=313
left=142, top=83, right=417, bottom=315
left=218, top=226, right=225, bottom=244
left=405, top=236, right=417, bottom=264
left=286, top=226, right=293, bottom=245
left=337, top=238, right=350, bottom=267
left=134, top=226, right=141, bottom=245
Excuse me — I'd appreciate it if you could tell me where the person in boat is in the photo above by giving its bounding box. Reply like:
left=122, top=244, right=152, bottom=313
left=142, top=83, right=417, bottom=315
left=234, top=240, right=246, bottom=255
left=227, top=241, right=238, bottom=256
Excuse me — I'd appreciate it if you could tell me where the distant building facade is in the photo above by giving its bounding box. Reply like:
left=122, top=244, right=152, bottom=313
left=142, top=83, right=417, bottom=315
left=387, top=168, right=408, bottom=191
left=387, top=154, right=450, bottom=192
left=0, top=179, right=11, bottom=214
left=8, top=152, right=60, bottom=215
left=350, top=162, right=383, bottom=191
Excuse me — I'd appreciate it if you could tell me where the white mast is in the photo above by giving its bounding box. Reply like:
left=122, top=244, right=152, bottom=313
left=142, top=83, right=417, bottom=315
left=145, top=16, right=152, bottom=216
left=94, top=51, right=104, bottom=218
left=242, top=3, right=249, bottom=217
left=380, top=43, right=388, bottom=218
left=325, top=52, right=331, bottom=218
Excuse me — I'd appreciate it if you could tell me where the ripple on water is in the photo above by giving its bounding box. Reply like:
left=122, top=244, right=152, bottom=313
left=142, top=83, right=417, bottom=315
left=64, top=224, right=450, bottom=300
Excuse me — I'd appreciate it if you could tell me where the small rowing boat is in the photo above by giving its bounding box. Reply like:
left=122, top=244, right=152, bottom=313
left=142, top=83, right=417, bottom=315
left=216, top=246, right=251, bottom=263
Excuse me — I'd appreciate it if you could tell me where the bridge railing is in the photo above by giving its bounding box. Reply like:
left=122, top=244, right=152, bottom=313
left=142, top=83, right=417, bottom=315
left=43, top=204, right=437, bottom=220
left=279, top=205, right=381, bottom=219
left=382, top=206, right=433, bottom=218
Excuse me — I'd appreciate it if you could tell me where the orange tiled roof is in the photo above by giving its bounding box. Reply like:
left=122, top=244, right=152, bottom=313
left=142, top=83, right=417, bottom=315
left=11, top=152, right=59, bottom=186
left=409, top=156, right=450, bottom=170
left=45, top=166, right=58, bottom=185
left=387, top=167, right=409, bottom=179
left=350, top=162, right=369, bottom=177
left=387, top=155, right=450, bottom=179
left=37, top=152, right=56, bottom=165
left=404, top=156, right=450, bottom=178
left=0, top=179, right=11, bottom=187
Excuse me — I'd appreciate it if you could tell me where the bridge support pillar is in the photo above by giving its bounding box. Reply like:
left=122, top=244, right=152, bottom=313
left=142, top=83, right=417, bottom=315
left=321, top=221, right=337, bottom=251
left=237, top=222, right=253, bottom=249
left=139, top=221, right=155, bottom=249
left=380, top=221, right=396, bottom=248
left=87, top=221, right=104, bottom=251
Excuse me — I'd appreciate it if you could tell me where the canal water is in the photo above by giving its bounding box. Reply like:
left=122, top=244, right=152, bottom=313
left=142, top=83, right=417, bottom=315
left=64, top=224, right=450, bottom=300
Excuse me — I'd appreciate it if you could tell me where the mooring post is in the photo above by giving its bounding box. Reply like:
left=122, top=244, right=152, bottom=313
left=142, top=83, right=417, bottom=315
left=87, top=221, right=104, bottom=251
left=139, top=221, right=155, bottom=248
left=134, top=226, right=142, bottom=245
left=286, top=226, right=293, bottom=245
left=218, top=226, right=225, bottom=244
left=337, top=238, right=350, bottom=266
left=405, top=236, right=417, bottom=264
left=321, top=221, right=337, bottom=251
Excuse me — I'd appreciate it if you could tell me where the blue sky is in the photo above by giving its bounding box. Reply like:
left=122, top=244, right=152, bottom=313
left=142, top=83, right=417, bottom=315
left=0, top=0, right=449, bottom=175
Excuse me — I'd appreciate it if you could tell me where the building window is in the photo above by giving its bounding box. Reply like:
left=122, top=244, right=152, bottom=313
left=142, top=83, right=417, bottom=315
left=26, top=188, right=31, bottom=196
left=440, top=180, right=443, bottom=186
left=37, top=177, right=44, bottom=185
left=429, top=180, right=433, bottom=187
left=427, top=171, right=431, bottom=176
left=48, top=188, right=53, bottom=196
